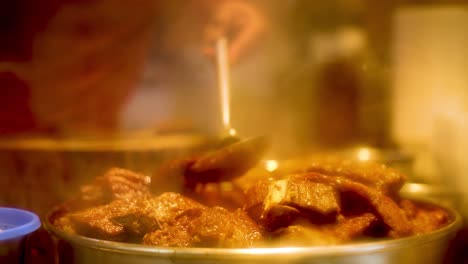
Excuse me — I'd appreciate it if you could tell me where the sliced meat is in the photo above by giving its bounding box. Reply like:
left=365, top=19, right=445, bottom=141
left=186, top=182, right=246, bottom=210
left=293, top=173, right=412, bottom=237
left=338, top=180, right=411, bottom=237
left=79, top=167, right=151, bottom=206
left=263, top=178, right=339, bottom=215
left=245, top=177, right=339, bottom=230
left=69, top=193, right=205, bottom=242
left=244, top=180, right=273, bottom=228
left=272, top=225, right=341, bottom=246
left=244, top=180, right=272, bottom=211
left=53, top=155, right=453, bottom=248
left=259, top=204, right=302, bottom=231
left=141, top=192, right=205, bottom=224
left=143, top=226, right=196, bottom=247
left=144, top=207, right=263, bottom=248
left=193, top=207, right=263, bottom=247
left=303, top=157, right=406, bottom=196
left=113, top=193, right=205, bottom=240
left=246, top=156, right=406, bottom=197
left=69, top=199, right=135, bottom=241
left=143, top=216, right=199, bottom=247
left=400, top=199, right=450, bottom=234
left=330, top=213, right=379, bottom=240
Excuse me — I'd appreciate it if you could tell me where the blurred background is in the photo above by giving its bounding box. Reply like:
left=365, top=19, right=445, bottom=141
left=1, top=0, right=468, bottom=262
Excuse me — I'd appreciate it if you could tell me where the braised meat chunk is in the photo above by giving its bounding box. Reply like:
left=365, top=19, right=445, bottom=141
left=242, top=157, right=406, bottom=197
left=66, top=191, right=263, bottom=247
left=142, top=192, right=205, bottom=224
left=400, top=199, right=450, bottom=234
left=67, top=193, right=205, bottom=242
left=193, top=207, right=263, bottom=247
left=68, top=199, right=136, bottom=241
left=338, top=180, right=411, bottom=237
left=144, top=207, right=263, bottom=248
left=79, top=167, right=151, bottom=206
left=290, top=173, right=412, bottom=237
left=302, top=157, right=406, bottom=196
left=245, top=177, right=339, bottom=230
left=274, top=213, right=380, bottom=246
left=273, top=225, right=341, bottom=246
left=143, top=222, right=196, bottom=247
left=330, top=213, right=379, bottom=240
left=263, top=179, right=339, bottom=216
left=52, top=150, right=452, bottom=248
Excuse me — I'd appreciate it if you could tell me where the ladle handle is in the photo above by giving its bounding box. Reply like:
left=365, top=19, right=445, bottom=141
left=216, top=37, right=233, bottom=136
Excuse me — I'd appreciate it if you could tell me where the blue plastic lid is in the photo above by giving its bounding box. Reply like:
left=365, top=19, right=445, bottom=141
left=0, top=207, right=41, bottom=241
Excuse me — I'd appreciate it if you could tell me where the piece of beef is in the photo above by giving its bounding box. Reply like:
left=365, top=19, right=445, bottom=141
left=272, top=225, right=341, bottom=246
left=143, top=226, right=195, bottom=247
left=302, top=157, right=406, bottom=197
left=330, top=213, right=379, bottom=240
left=338, top=180, right=411, bottom=237
left=144, top=207, right=263, bottom=248
left=142, top=215, right=199, bottom=247
left=193, top=207, right=263, bottom=247
left=244, top=180, right=274, bottom=229
left=79, top=167, right=151, bottom=206
left=271, top=213, right=379, bottom=246
left=263, top=178, right=339, bottom=215
left=400, top=199, right=450, bottom=234
left=245, top=177, right=339, bottom=230
left=186, top=182, right=246, bottom=210
left=138, top=192, right=205, bottom=225
left=246, top=157, right=405, bottom=197
left=68, top=192, right=205, bottom=242
left=114, top=192, right=205, bottom=241
left=68, top=199, right=134, bottom=241
left=271, top=213, right=378, bottom=246
left=293, top=173, right=412, bottom=237
left=244, top=179, right=272, bottom=212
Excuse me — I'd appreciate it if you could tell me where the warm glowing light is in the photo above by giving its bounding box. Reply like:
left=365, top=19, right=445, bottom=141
left=217, top=38, right=232, bottom=133
left=228, top=128, right=237, bottom=137
left=357, top=148, right=371, bottom=162
left=405, top=183, right=425, bottom=193
left=265, top=160, right=279, bottom=172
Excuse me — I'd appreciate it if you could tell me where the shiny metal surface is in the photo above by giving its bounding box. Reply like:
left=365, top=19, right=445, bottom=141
left=0, top=133, right=208, bottom=152
left=45, top=199, right=462, bottom=264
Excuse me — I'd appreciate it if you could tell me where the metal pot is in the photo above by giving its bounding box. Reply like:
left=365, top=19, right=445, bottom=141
left=0, top=134, right=208, bottom=217
left=45, top=197, right=462, bottom=264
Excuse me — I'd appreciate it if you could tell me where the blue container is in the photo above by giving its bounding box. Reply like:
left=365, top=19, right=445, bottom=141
left=0, top=208, right=41, bottom=263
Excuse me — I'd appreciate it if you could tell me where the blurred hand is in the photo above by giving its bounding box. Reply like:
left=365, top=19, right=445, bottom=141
left=204, top=0, right=266, bottom=64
